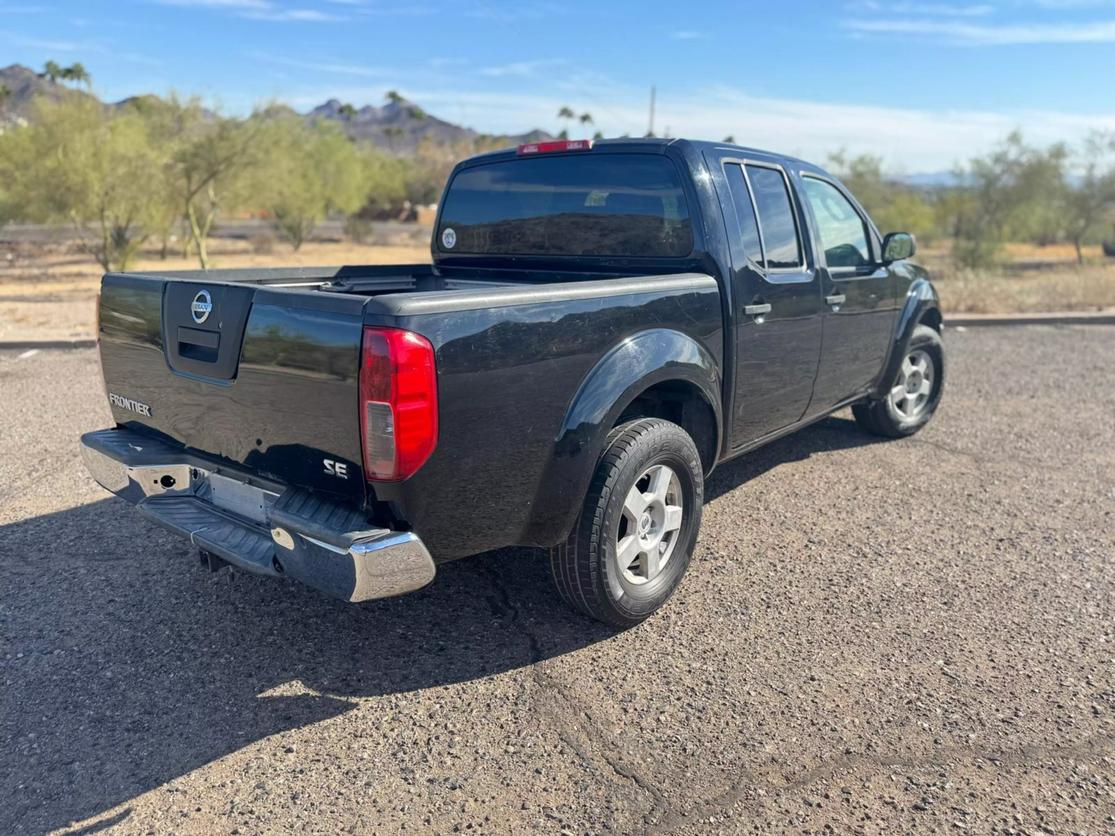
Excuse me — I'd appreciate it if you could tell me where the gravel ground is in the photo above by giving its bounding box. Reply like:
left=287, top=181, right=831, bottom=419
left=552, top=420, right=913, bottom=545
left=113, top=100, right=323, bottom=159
left=1, top=326, right=1113, bottom=834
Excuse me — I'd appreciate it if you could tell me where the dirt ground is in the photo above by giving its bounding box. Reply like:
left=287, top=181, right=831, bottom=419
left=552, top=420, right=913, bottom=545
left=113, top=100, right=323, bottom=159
left=918, top=242, right=1115, bottom=315
left=0, top=237, right=432, bottom=343
left=2, top=325, right=1114, bottom=833
left=1, top=234, right=1113, bottom=342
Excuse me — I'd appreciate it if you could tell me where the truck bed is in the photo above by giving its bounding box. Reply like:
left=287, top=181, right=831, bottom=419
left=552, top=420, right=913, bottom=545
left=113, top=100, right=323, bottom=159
left=96, top=263, right=720, bottom=531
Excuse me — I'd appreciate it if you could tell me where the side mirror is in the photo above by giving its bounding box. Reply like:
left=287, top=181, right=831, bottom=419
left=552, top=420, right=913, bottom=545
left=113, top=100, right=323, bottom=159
left=882, top=232, right=916, bottom=264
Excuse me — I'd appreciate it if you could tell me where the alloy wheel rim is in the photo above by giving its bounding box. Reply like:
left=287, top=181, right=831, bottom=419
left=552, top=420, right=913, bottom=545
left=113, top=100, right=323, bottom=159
left=889, top=348, right=935, bottom=421
left=615, top=464, right=684, bottom=586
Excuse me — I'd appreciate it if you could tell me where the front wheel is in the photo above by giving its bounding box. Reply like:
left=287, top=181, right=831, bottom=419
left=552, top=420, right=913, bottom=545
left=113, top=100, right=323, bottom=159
left=550, top=418, right=704, bottom=629
left=854, top=323, right=944, bottom=438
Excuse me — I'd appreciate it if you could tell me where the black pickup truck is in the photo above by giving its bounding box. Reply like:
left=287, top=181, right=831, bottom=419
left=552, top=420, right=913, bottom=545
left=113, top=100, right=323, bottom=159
left=81, top=137, right=943, bottom=627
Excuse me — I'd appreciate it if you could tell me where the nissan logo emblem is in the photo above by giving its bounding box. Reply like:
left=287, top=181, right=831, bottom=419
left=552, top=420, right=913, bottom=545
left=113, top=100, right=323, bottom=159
left=191, top=290, right=212, bottom=324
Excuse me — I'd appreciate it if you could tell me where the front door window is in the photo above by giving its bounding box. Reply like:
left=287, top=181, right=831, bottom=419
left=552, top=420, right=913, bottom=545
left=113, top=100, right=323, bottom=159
left=801, top=178, right=871, bottom=270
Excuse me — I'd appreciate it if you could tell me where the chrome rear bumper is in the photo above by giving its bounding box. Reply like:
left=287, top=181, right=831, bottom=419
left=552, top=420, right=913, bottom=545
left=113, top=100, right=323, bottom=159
left=80, top=428, right=435, bottom=602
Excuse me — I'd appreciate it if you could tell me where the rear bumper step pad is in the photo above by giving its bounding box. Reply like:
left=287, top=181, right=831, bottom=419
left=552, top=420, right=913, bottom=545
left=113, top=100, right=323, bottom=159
left=137, top=496, right=278, bottom=576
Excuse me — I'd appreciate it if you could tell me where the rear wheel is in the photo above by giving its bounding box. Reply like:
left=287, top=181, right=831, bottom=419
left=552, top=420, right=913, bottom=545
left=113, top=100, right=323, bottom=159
left=550, top=418, right=703, bottom=628
left=853, top=324, right=944, bottom=438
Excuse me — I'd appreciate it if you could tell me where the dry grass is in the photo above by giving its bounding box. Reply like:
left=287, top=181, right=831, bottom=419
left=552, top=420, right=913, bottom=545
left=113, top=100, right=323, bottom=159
left=916, top=241, right=1115, bottom=314
left=0, top=236, right=432, bottom=342
left=932, top=264, right=1115, bottom=314
left=2, top=234, right=1113, bottom=341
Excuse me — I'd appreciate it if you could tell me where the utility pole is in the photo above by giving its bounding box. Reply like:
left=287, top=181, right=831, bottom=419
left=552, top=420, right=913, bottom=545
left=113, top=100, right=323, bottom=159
left=647, top=85, right=656, bottom=137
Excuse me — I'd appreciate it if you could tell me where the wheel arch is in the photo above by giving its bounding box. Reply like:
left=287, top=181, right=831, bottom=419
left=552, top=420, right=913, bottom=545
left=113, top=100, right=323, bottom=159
left=523, top=328, right=722, bottom=548
left=872, top=277, right=942, bottom=399
left=613, top=379, right=719, bottom=475
left=919, top=306, right=942, bottom=333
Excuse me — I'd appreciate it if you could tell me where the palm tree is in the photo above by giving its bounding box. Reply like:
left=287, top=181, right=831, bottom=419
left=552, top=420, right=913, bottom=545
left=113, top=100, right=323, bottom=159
left=578, top=112, right=593, bottom=138
left=557, top=106, right=574, bottom=138
left=61, top=62, right=91, bottom=89
left=41, top=60, right=63, bottom=83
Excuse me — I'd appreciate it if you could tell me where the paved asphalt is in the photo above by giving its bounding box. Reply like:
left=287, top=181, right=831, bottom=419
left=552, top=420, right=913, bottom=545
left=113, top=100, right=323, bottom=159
left=1, top=326, right=1113, bottom=834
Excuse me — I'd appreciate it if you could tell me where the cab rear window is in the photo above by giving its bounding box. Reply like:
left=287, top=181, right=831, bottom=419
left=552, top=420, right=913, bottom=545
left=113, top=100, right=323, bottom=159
left=437, top=154, right=694, bottom=258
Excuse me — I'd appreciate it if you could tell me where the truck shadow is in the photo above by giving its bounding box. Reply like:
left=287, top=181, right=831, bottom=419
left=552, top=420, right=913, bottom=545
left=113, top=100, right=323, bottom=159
left=0, top=413, right=876, bottom=832
left=0, top=497, right=615, bottom=832
left=705, top=413, right=876, bottom=502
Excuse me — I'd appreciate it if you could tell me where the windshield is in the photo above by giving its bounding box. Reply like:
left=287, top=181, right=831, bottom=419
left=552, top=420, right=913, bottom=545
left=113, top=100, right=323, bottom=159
left=437, top=153, right=694, bottom=258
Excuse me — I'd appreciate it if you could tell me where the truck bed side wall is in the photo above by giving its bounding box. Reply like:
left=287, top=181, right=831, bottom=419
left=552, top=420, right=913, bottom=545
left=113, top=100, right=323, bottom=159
left=368, top=277, right=724, bottom=560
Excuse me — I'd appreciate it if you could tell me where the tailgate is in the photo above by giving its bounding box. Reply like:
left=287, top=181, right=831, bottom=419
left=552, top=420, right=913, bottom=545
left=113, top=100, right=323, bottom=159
left=97, top=273, right=368, bottom=502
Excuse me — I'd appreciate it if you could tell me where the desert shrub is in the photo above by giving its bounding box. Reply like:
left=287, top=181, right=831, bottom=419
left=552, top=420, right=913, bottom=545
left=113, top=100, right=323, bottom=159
left=248, top=233, right=276, bottom=254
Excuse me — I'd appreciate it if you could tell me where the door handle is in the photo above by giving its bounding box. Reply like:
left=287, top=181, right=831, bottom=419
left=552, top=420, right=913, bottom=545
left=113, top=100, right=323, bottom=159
left=825, top=294, right=846, bottom=306
left=744, top=303, right=772, bottom=316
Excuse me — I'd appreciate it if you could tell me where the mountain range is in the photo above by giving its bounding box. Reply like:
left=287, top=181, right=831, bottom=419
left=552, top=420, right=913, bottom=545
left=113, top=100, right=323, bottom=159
left=0, top=63, right=550, bottom=154
left=2, top=63, right=963, bottom=183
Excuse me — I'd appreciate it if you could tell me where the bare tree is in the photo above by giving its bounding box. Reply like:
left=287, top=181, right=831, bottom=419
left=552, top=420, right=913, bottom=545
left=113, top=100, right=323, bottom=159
left=150, top=99, right=260, bottom=268
left=1063, top=132, right=1115, bottom=264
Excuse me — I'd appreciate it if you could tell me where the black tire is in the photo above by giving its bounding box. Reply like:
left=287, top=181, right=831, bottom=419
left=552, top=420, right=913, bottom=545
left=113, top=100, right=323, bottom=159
left=854, top=324, right=944, bottom=438
left=549, top=418, right=704, bottom=628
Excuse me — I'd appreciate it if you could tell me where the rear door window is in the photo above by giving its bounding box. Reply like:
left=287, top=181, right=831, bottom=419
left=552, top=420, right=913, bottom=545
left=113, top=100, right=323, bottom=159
left=744, top=164, right=804, bottom=270
left=438, top=153, right=694, bottom=258
left=724, top=163, right=764, bottom=266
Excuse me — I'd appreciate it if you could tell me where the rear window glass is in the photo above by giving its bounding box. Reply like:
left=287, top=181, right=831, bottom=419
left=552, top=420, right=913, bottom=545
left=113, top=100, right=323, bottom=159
left=437, top=154, right=694, bottom=258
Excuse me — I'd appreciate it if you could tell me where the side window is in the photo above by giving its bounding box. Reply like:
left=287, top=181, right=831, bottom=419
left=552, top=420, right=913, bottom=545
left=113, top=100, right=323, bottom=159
left=745, top=164, right=803, bottom=270
left=802, top=178, right=871, bottom=270
left=724, top=164, right=763, bottom=266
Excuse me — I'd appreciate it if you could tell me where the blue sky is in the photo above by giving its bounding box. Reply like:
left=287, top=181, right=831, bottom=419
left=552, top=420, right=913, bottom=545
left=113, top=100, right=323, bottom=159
left=3, top=0, right=1114, bottom=171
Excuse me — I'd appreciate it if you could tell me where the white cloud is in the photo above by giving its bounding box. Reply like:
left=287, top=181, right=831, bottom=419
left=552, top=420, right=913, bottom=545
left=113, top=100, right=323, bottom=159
left=6, top=33, right=162, bottom=64
left=294, top=84, right=1111, bottom=172
left=479, top=60, right=563, bottom=78
left=242, top=7, right=345, bottom=20
left=157, top=0, right=271, bottom=7
left=8, top=35, right=95, bottom=52
left=250, top=52, right=390, bottom=76
left=1031, top=0, right=1115, bottom=7
left=155, top=0, right=345, bottom=21
left=464, top=2, right=567, bottom=22
left=845, top=16, right=1115, bottom=43
left=846, top=1, right=993, bottom=15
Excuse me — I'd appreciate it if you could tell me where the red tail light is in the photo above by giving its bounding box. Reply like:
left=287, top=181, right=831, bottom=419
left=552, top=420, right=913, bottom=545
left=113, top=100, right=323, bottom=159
left=359, top=326, right=438, bottom=481
left=517, top=139, right=593, bottom=155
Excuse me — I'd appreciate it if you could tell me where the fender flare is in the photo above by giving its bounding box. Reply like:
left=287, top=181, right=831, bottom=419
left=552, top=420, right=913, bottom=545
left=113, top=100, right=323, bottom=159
left=873, top=277, right=941, bottom=398
left=524, top=328, right=722, bottom=547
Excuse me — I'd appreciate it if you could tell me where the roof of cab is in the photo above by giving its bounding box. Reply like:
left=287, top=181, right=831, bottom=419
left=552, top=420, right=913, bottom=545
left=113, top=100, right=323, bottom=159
left=458, top=136, right=827, bottom=176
